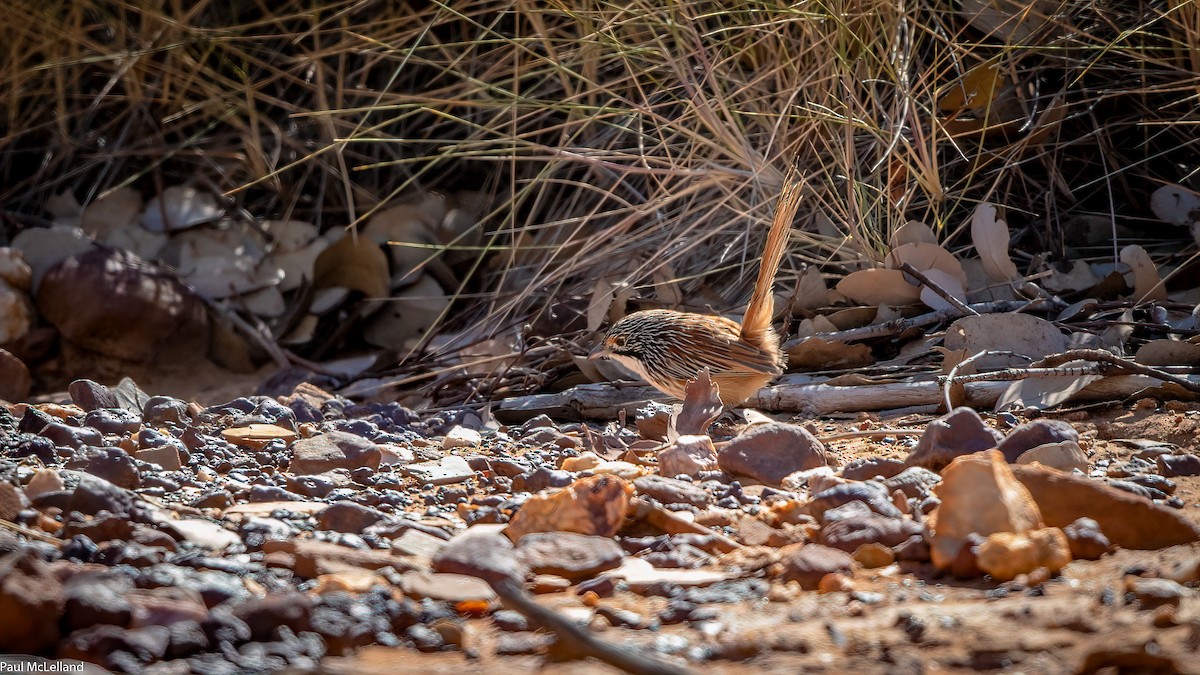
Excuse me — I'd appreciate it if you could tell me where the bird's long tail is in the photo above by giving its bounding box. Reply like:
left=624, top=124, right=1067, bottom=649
left=741, top=164, right=804, bottom=347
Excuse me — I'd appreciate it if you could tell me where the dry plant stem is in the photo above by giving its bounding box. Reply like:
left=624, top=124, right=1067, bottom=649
left=898, top=262, right=978, bottom=316
left=1034, top=349, right=1200, bottom=394
left=490, top=577, right=691, bottom=675
left=632, top=498, right=742, bottom=552
left=793, top=300, right=1034, bottom=347
left=202, top=298, right=290, bottom=368
left=943, top=350, right=1032, bottom=411
left=0, top=518, right=63, bottom=546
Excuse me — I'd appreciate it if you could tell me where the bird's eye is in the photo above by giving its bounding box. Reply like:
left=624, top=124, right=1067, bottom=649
left=611, top=335, right=627, bottom=349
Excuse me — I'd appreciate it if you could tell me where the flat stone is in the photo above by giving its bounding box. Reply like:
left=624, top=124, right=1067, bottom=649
left=515, top=531, right=624, bottom=581
left=398, top=455, right=474, bottom=486
left=84, top=447, right=141, bottom=489
left=601, top=557, right=730, bottom=591
left=68, top=379, right=119, bottom=412
left=633, top=474, right=709, bottom=507
left=222, top=500, right=326, bottom=519
left=841, top=456, right=906, bottom=481
left=1016, top=441, right=1088, bottom=473
left=777, top=544, right=854, bottom=590
left=390, top=529, right=447, bottom=558
left=1010, top=463, right=1200, bottom=549
left=231, top=592, right=313, bottom=641
left=905, top=407, right=1003, bottom=471
left=852, top=543, right=895, bottom=569
left=289, top=431, right=381, bottom=474
left=24, top=469, right=64, bottom=501
left=400, top=571, right=496, bottom=603
left=717, top=423, right=828, bottom=486
left=998, top=419, right=1079, bottom=463
left=163, top=519, right=241, bottom=550
left=504, top=475, right=632, bottom=541
left=431, top=524, right=527, bottom=585
left=134, top=446, right=182, bottom=472
left=442, top=426, right=482, bottom=450
left=1157, top=454, right=1200, bottom=478
left=222, top=424, right=299, bottom=449
left=262, top=540, right=419, bottom=579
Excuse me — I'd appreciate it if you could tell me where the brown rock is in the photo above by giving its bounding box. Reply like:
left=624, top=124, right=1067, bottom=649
left=841, top=456, right=906, bottom=481
left=0, top=482, right=26, bottom=522
left=222, top=424, right=299, bottom=449
left=262, top=540, right=418, bottom=578
left=504, top=475, right=632, bottom=541
left=1157, top=454, right=1200, bottom=478
left=134, top=446, right=181, bottom=472
left=315, top=501, right=389, bottom=534
left=289, top=431, right=381, bottom=474
left=905, top=407, right=1003, bottom=471
left=400, top=571, right=496, bottom=603
left=633, top=474, right=709, bottom=507
left=927, top=450, right=1042, bottom=571
left=777, top=543, right=854, bottom=590
left=1062, top=517, right=1112, bottom=560
left=84, top=447, right=141, bottom=489
left=820, top=513, right=922, bottom=552
left=0, top=349, right=30, bottom=402
left=432, top=524, right=528, bottom=585
left=997, top=419, right=1079, bottom=463
left=67, top=379, right=119, bottom=411
left=717, top=423, right=828, bottom=486
left=515, top=532, right=624, bottom=581
left=852, top=542, right=895, bottom=569
left=1009, top=463, right=1200, bottom=549
left=36, top=248, right=208, bottom=362
left=0, top=549, right=65, bottom=653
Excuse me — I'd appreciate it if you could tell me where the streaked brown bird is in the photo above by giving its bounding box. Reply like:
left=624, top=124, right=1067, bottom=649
left=589, top=169, right=804, bottom=405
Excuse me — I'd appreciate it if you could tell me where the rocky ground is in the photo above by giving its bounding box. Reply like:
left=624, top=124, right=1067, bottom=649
left=1, top=376, right=1198, bottom=675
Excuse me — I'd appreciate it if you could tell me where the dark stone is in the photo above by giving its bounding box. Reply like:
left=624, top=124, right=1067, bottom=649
left=63, top=572, right=134, bottom=632
left=70, top=474, right=134, bottom=516
left=285, top=474, right=340, bottom=499
left=807, top=482, right=900, bottom=521
left=882, top=467, right=942, bottom=498
left=515, top=531, right=624, bottom=581
left=841, top=456, right=906, bottom=481
left=905, top=407, right=1003, bottom=471
left=316, top=501, right=389, bottom=534
left=192, top=490, right=233, bottom=509
left=59, top=624, right=170, bottom=667
left=432, top=525, right=528, bottom=585
left=62, top=511, right=135, bottom=543
left=820, top=513, right=923, bottom=552
left=37, top=248, right=209, bottom=362
left=231, top=593, right=314, bottom=641
left=246, top=485, right=300, bottom=503
left=41, top=422, right=103, bottom=450
left=519, top=467, right=573, bottom=493
left=778, top=544, right=854, bottom=590
left=633, top=474, right=709, bottom=507
left=83, top=408, right=142, bottom=435
left=143, top=396, right=191, bottom=426
left=716, top=423, right=829, bottom=486
left=892, top=534, right=931, bottom=562
left=997, top=419, right=1079, bottom=463
left=1157, top=454, right=1200, bottom=478
left=14, top=435, right=56, bottom=463
left=84, top=447, right=141, bottom=489
left=1063, top=517, right=1112, bottom=560
left=166, top=620, right=210, bottom=659
left=68, top=379, right=119, bottom=412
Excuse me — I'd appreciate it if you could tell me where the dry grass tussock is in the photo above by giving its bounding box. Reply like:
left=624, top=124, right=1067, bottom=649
left=2, top=1, right=1198, bottom=401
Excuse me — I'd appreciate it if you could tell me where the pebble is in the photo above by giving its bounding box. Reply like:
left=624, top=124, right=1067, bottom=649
left=442, top=426, right=482, bottom=449
left=1015, top=441, right=1089, bottom=473
left=316, top=501, right=390, bottom=533
left=515, top=531, right=624, bottom=580
left=997, top=419, right=1080, bottom=463
left=777, top=544, right=855, bottom=590
left=716, top=423, right=828, bottom=486
left=1156, top=454, right=1200, bottom=477
left=399, top=455, right=474, bottom=486
left=657, top=435, right=718, bottom=478
left=821, top=513, right=923, bottom=552
left=0, top=549, right=65, bottom=653
left=289, top=432, right=380, bottom=474
left=633, top=474, right=709, bottom=507
left=399, top=571, right=496, bottom=603
left=904, top=407, right=1003, bottom=471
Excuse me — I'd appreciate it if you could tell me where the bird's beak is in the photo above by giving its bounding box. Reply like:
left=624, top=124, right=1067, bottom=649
left=588, top=344, right=609, bottom=360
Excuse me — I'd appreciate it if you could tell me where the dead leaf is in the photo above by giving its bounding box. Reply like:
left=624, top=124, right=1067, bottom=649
left=823, top=307, right=879, bottom=330
left=587, top=278, right=617, bottom=333
left=670, top=369, right=723, bottom=438
left=361, top=275, right=450, bottom=349
left=958, top=0, right=1055, bottom=43
left=795, top=314, right=839, bottom=338
left=81, top=187, right=142, bottom=240
left=944, top=313, right=1069, bottom=369
left=886, top=242, right=968, bottom=287
left=314, top=233, right=390, bottom=298
left=1119, top=245, right=1167, bottom=302
left=836, top=268, right=922, bottom=306
left=362, top=193, right=446, bottom=276
left=791, top=265, right=829, bottom=310
left=1150, top=184, right=1200, bottom=226
left=1043, top=260, right=1101, bottom=294
left=652, top=264, right=683, bottom=307
left=1134, top=339, right=1200, bottom=366
left=786, top=337, right=875, bottom=371
left=936, top=347, right=973, bottom=375
left=971, top=203, right=1021, bottom=283
left=889, top=221, right=939, bottom=249
left=939, top=59, right=1003, bottom=115
left=917, top=267, right=969, bottom=312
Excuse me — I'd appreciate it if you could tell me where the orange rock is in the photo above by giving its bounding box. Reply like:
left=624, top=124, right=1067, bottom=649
left=928, top=450, right=1042, bottom=571
left=1009, top=463, right=1200, bottom=549
left=976, top=527, right=1072, bottom=581
left=503, top=474, right=633, bottom=542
